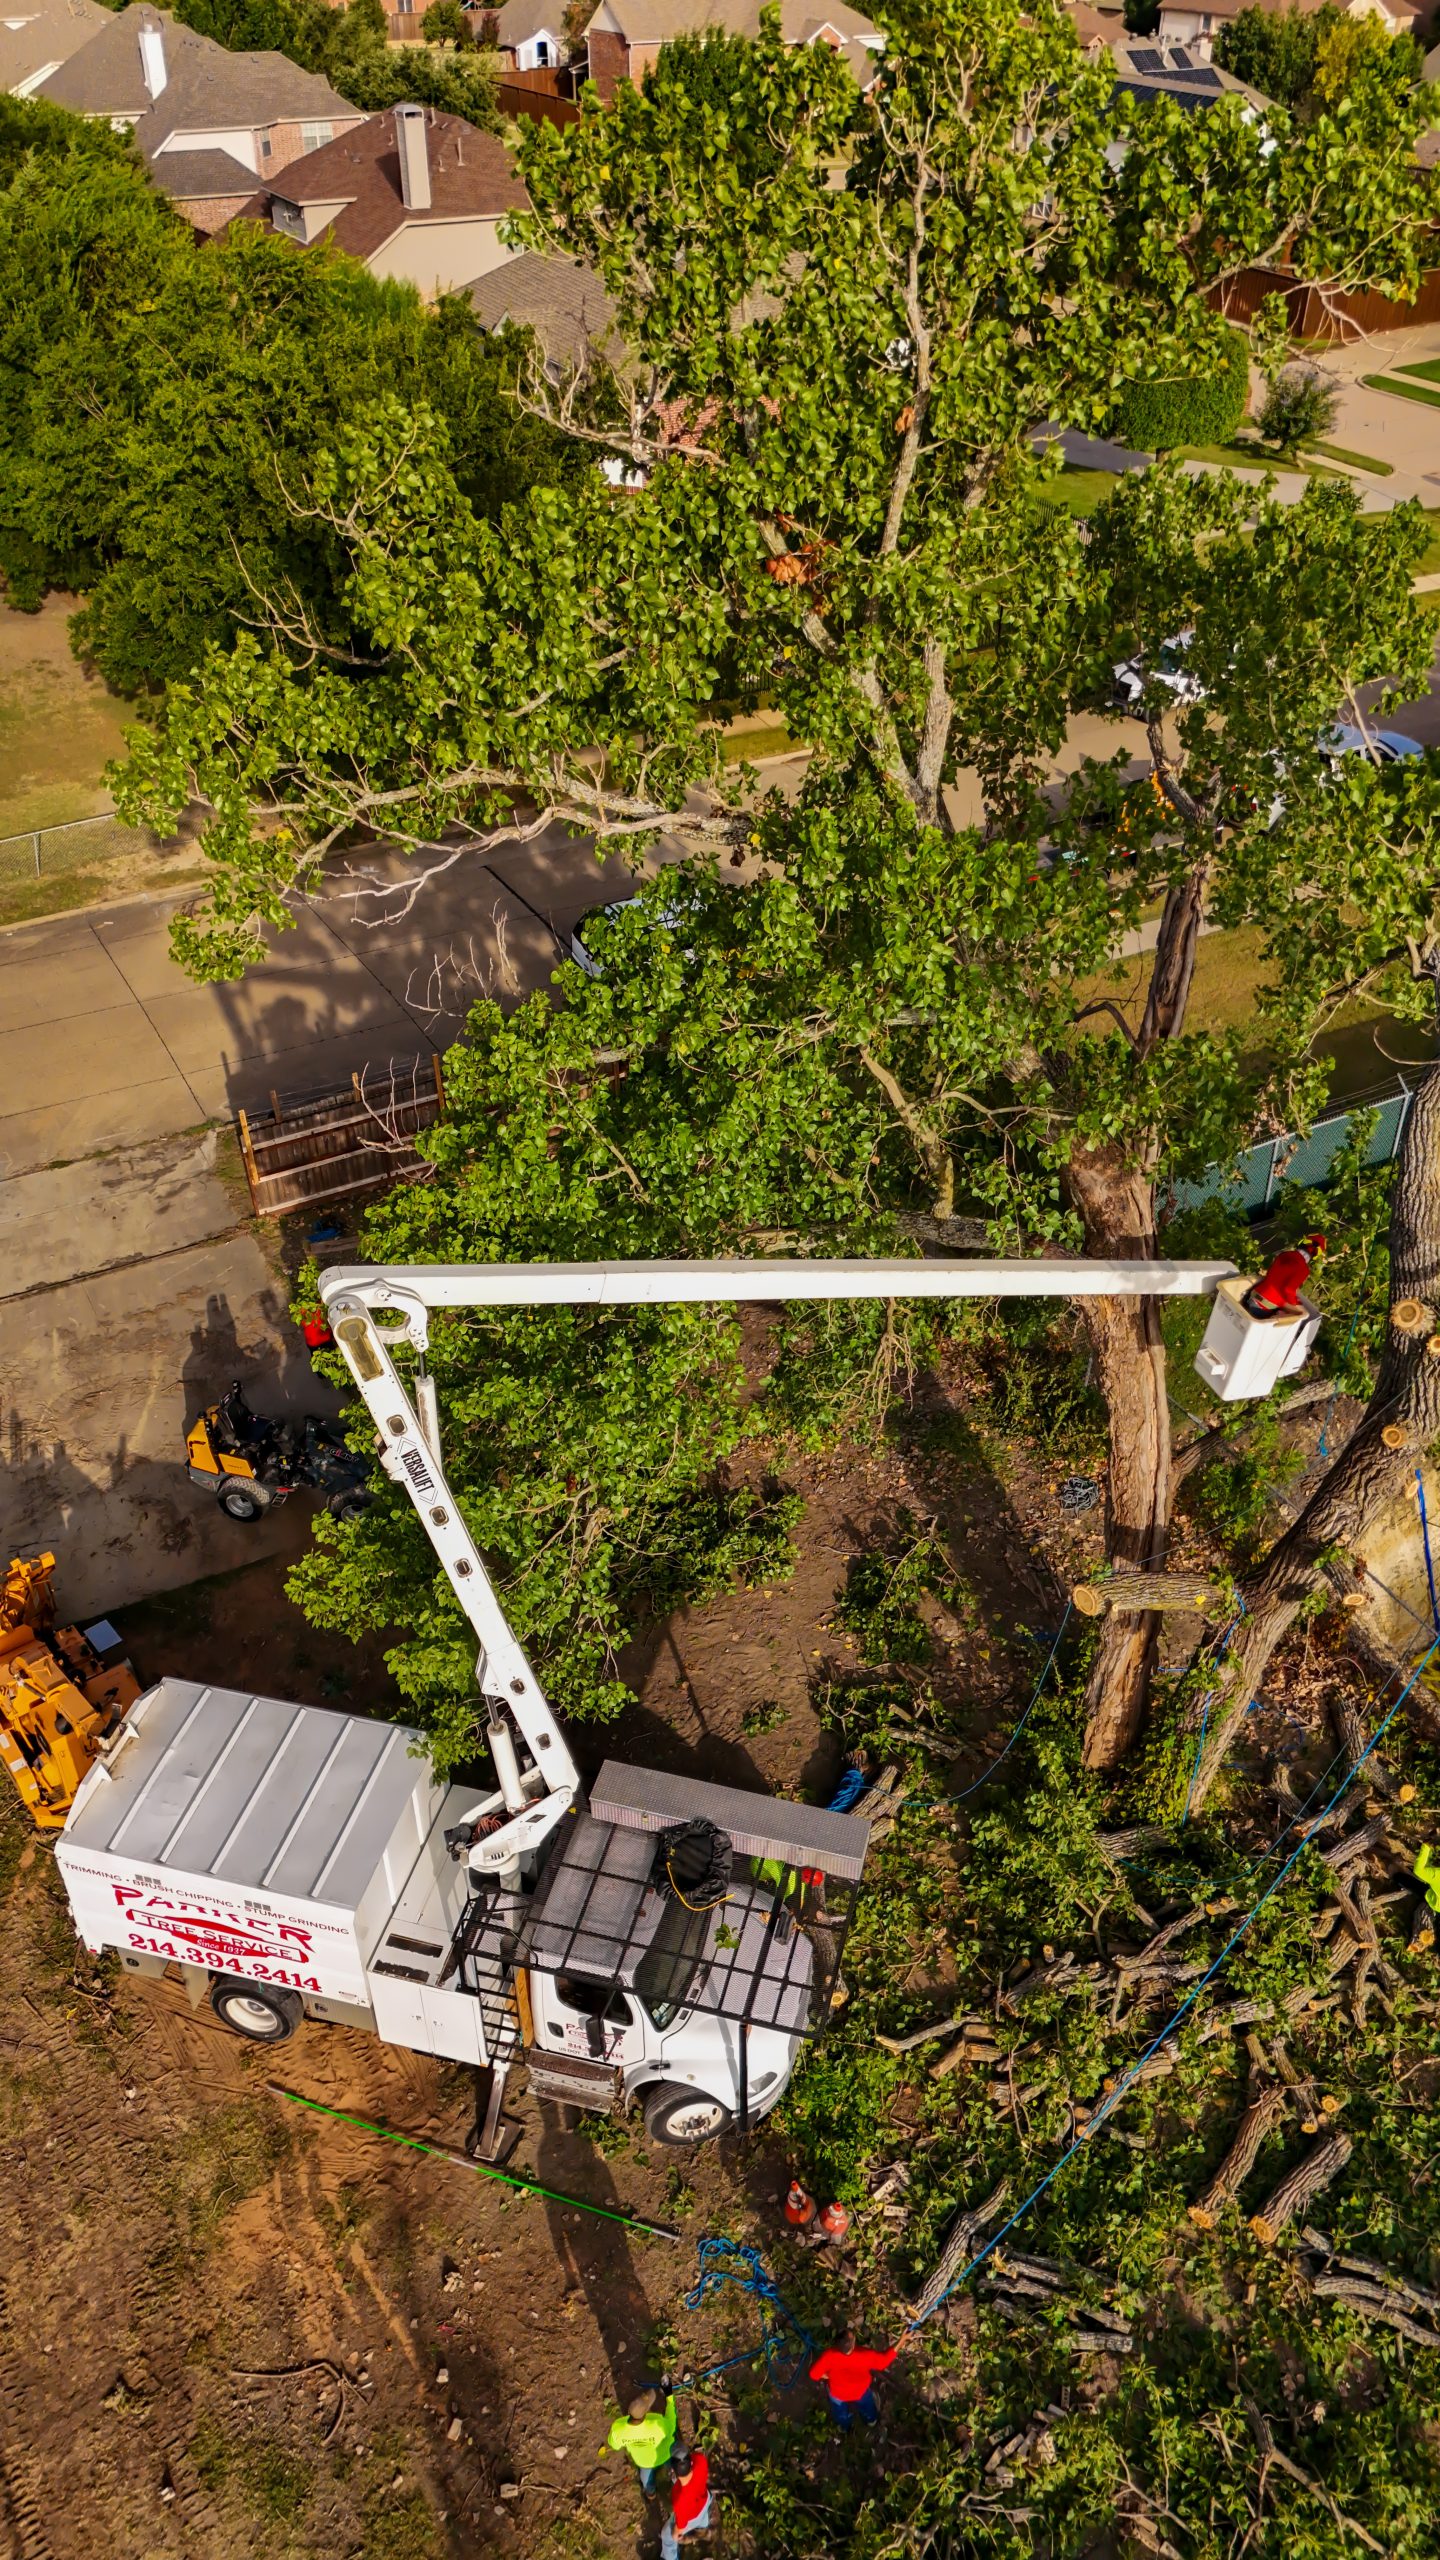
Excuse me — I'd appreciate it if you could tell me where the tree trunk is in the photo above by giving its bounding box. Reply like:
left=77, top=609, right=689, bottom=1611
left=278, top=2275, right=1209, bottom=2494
left=1186, top=1056, right=1440, bottom=1811
left=1064, top=1147, right=1171, bottom=1768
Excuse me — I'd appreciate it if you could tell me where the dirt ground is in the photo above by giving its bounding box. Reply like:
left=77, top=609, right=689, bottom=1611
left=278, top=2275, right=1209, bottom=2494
left=0, top=1341, right=1363, bottom=2560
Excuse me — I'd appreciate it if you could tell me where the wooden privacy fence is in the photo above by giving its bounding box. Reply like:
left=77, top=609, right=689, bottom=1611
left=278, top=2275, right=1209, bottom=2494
left=237, top=1056, right=445, bottom=1220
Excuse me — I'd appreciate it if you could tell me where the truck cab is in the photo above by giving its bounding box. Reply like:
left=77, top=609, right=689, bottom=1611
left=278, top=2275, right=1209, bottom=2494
left=512, top=1765, right=858, bottom=2146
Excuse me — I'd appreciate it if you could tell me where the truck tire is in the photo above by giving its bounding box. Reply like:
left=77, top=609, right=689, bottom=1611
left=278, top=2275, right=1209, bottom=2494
left=641, top=2083, right=734, bottom=2147
left=210, top=1977, right=302, bottom=2042
left=218, top=1481, right=265, bottom=1522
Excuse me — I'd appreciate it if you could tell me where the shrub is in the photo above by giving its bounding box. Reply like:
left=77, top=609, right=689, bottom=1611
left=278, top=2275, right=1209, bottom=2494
left=1112, top=328, right=1250, bottom=452
left=1258, top=363, right=1340, bottom=452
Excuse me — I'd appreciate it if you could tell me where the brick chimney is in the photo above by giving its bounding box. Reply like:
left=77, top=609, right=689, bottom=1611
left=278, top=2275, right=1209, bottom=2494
left=136, top=6, right=167, bottom=100
left=394, top=104, right=432, bottom=214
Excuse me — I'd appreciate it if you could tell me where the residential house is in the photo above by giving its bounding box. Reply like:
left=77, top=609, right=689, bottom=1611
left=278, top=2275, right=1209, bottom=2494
left=545, top=0, right=884, bottom=99
left=2, top=0, right=106, bottom=99
left=239, top=103, right=529, bottom=298
left=36, top=7, right=364, bottom=226
left=1154, top=0, right=1424, bottom=67
left=467, top=248, right=624, bottom=368
left=491, top=0, right=569, bottom=69
left=1110, top=35, right=1270, bottom=109
left=1062, top=0, right=1127, bottom=49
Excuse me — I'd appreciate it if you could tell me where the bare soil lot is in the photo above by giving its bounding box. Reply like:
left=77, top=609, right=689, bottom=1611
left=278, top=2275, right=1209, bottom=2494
left=0, top=1337, right=1367, bottom=2560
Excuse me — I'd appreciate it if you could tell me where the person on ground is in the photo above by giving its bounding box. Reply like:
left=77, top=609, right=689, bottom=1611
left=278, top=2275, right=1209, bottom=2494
left=809, top=2325, right=898, bottom=2431
left=661, top=2444, right=711, bottom=2558
left=601, top=2382, right=677, bottom=2490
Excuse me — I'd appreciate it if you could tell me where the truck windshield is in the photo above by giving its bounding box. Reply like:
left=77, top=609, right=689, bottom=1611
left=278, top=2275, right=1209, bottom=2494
left=634, top=1899, right=712, bottom=2029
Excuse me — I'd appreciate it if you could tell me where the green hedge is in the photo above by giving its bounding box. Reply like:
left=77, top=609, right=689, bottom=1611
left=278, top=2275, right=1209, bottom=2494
left=1112, top=327, right=1251, bottom=452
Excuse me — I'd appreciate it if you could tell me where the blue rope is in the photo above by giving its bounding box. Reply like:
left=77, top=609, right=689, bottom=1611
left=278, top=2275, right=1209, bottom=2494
left=1418, top=1468, right=1440, bottom=1636
left=903, top=1632, right=1440, bottom=2341
left=944, top=1600, right=1074, bottom=1808
left=683, top=2238, right=813, bottom=2391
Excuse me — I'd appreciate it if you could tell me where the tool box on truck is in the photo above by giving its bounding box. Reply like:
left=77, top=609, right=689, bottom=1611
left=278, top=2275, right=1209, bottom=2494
left=56, top=1679, right=492, bottom=2058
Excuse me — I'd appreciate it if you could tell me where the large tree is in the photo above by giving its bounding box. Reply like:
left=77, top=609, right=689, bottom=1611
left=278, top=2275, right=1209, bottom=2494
left=0, top=95, right=572, bottom=690
left=117, top=0, right=1440, bottom=1774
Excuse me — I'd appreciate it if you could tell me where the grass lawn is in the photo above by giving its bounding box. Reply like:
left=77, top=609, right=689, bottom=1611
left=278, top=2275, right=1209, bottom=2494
left=719, top=721, right=795, bottom=763
left=1037, top=467, right=1119, bottom=516
left=1414, top=509, right=1440, bottom=579
left=1301, top=438, right=1393, bottom=477
left=1362, top=372, right=1440, bottom=411
left=0, top=595, right=130, bottom=839
left=1080, top=921, right=1431, bottom=1102
left=1172, top=440, right=1340, bottom=479
left=1396, top=359, right=1440, bottom=385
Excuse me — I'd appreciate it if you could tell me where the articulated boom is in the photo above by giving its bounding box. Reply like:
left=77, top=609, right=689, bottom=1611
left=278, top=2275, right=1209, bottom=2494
left=319, top=1253, right=1238, bottom=1880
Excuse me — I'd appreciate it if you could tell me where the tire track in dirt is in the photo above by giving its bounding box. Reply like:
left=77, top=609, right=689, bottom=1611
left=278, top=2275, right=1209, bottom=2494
left=0, top=2280, right=57, bottom=2560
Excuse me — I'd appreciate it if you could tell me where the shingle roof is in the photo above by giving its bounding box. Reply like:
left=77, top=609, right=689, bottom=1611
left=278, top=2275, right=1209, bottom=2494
left=37, top=5, right=208, bottom=112
left=252, top=106, right=528, bottom=264
left=586, top=0, right=880, bottom=47
left=467, top=249, right=623, bottom=365
left=492, top=0, right=568, bottom=42
left=147, top=145, right=258, bottom=198
left=1111, top=39, right=1267, bottom=112
left=135, top=41, right=355, bottom=148
left=38, top=3, right=354, bottom=129
left=1, top=0, right=107, bottom=95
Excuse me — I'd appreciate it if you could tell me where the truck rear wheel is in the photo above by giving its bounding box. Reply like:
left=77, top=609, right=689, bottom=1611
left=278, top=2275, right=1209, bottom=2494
left=210, top=1977, right=302, bottom=2042
left=642, top=2083, right=733, bottom=2146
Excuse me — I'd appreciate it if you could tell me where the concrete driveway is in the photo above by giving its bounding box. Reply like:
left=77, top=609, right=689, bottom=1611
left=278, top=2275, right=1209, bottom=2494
left=0, top=823, right=660, bottom=1615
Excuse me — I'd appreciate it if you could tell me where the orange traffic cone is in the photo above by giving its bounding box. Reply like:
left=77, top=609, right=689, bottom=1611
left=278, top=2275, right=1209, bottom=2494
left=784, top=2180, right=816, bottom=2228
left=817, top=2201, right=850, bottom=2243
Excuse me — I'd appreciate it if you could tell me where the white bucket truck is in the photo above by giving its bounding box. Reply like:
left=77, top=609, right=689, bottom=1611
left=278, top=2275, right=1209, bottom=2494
left=56, top=1247, right=1297, bottom=2153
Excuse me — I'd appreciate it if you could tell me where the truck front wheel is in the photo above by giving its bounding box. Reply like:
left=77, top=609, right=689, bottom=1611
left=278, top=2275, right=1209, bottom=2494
left=641, top=2083, right=734, bottom=2146
left=210, top=1977, right=302, bottom=2042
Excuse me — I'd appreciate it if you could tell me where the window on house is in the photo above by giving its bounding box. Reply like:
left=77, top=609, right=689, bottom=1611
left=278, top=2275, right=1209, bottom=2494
left=258, top=133, right=272, bottom=160
left=300, top=122, right=332, bottom=152
left=536, top=39, right=551, bottom=63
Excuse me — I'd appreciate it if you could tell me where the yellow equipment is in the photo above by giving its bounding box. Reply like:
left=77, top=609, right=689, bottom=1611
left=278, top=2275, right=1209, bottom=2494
left=0, top=1554, right=140, bottom=1828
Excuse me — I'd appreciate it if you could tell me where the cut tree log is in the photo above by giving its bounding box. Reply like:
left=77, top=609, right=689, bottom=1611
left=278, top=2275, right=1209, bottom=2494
left=1408, top=1895, right=1435, bottom=1955
left=909, top=2179, right=1010, bottom=2324
left=1187, top=2084, right=1287, bottom=2229
left=1321, top=1814, right=1393, bottom=1872
left=1327, top=1693, right=1407, bottom=1802
left=1309, top=2275, right=1440, bottom=2348
left=1071, top=1574, right=1223, bottom=1620
left=1249, top=2132, right=1353, bottom=2245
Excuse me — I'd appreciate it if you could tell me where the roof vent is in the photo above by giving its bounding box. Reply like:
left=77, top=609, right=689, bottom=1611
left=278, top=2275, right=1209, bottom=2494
left=394, top=103, right=431, bottom=213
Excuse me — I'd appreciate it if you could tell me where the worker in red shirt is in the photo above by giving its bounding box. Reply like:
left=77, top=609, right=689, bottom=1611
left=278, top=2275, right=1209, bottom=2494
left=661, top=2445, right=711, bottom=2559
left=1242, top=1234, right=1324, bottom=1321
left=809, top=2325, right=899, bottom=2431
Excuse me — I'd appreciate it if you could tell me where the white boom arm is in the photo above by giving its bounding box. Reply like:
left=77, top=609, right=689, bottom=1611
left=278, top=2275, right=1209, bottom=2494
left=319, top=1254, right=1234, bottom=1880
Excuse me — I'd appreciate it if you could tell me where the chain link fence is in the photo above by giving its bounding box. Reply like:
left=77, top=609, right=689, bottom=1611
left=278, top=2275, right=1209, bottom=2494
left=0, top=807, right=156, bottom=889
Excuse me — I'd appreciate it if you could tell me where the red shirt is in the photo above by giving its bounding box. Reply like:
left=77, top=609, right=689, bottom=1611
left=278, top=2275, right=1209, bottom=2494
left=671, top=2452, right=710, bottom=2532
left=809, top=2345, right=897, bottom=2401
left=1252, top=1247, right=1313, bottom=1312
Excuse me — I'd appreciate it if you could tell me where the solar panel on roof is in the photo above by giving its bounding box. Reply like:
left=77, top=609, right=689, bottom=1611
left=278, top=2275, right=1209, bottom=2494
left=1184, top=66, right=1223, bottom=87
left=1169, top=45, right=1194, bottom=66
left=1126, top=46, right=1162, bottom=70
